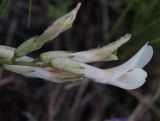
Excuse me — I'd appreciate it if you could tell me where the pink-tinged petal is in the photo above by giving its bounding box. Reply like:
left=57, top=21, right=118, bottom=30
left=106, top=44, right=153, bottom=82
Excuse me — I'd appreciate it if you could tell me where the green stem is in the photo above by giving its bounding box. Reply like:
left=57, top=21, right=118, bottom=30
left=27, top=0, right=32, bottom=28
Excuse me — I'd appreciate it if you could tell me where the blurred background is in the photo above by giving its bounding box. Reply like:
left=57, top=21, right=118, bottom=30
left=0, top=0, right=159, bottom=121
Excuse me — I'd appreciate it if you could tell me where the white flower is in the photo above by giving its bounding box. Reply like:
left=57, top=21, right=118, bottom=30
left=0, top=1, right=152, bottom=90
left=0, top=42, right=153, bottom=90
left=102, top=44, right=153, bottom=89
left=77, top=43, right=153, bottom=90
left=50, top=43, right=153, bottom=90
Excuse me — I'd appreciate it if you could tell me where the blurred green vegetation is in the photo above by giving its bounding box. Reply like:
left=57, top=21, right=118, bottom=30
left=108, top=0, right=160, bottom=41
left=103, top=0, right=160, bottom=58
left=47, top=0, right=73, bottom=19
left=27, top=0, right=32, bottom=28
left=0, top=0, right=12, bottom=16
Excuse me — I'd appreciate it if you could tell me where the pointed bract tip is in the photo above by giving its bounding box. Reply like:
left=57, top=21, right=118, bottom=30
left=125, top=33, right=131, bottom=38
left=146, top=41, right=149, bottom=45
left=73, top=3, right=81, bottom=13
left=77, top=2, right=82, bottom=8
left=111, top=33, right=131, bottom=47
left=123, top=33, right=131, bottom=42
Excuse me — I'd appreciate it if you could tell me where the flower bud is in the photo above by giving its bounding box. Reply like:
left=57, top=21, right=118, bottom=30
left=14, top=3, right=81, bottom=58
left=40, top=51, right=72, bottom=64
left=51, top=58, right=84, bottom=75
left=40, top=34, right=130, bottom=63
left=0, top=45, right=14, bottom=59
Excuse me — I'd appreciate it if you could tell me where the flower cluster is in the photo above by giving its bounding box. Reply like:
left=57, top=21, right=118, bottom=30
left=0, top=3, right=153, bottom=90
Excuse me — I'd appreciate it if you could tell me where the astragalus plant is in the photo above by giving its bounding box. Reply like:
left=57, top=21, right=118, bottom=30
left=0, top=3, right=153, bottom=90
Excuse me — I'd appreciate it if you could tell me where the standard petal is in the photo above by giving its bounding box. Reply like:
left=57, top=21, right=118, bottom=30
left=106, top=44, right=153, bottom=82
left=106, top=68, right=147, bottom=90
left=134, top=45, right=153, bottom=68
